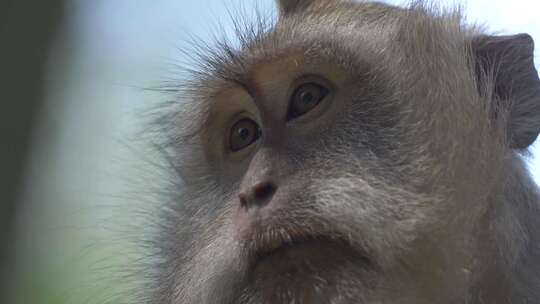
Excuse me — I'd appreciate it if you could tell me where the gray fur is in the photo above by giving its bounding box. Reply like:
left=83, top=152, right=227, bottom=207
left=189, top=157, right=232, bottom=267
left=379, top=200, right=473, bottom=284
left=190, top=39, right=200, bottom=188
left=140, top=1, right=540, bottom=303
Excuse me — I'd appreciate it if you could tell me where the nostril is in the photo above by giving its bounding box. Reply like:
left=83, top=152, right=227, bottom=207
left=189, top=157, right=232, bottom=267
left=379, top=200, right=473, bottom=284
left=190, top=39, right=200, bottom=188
left=239, top=181, right=277, bottom=210
left=253, top=181, right=277, bottom=201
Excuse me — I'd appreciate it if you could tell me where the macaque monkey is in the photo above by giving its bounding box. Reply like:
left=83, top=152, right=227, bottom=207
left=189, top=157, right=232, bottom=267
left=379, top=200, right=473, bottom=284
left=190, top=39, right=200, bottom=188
left=140, top=1, right=540, bottom=303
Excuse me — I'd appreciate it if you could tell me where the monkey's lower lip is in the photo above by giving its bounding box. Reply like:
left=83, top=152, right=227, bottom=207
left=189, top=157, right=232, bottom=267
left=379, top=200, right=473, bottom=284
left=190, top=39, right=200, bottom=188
left=249, top=235, right=369, bottom=274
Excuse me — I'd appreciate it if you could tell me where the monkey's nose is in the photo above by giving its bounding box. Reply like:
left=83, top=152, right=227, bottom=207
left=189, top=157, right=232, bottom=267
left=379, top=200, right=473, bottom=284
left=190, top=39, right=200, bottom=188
left=238, top=181, right=277, bottom=211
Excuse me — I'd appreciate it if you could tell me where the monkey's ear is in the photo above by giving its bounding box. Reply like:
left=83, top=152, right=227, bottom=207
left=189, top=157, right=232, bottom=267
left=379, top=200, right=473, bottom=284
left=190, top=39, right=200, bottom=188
left=276, top=0, right=316, bottom=15
left=473, top=34, right=540, bottom=149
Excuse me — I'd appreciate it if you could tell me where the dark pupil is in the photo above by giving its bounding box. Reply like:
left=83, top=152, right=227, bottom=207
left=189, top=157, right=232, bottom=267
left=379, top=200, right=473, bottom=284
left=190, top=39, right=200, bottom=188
left=238, top=128, right=250, bottom=140
left=300, top=91, right=314, bottom=104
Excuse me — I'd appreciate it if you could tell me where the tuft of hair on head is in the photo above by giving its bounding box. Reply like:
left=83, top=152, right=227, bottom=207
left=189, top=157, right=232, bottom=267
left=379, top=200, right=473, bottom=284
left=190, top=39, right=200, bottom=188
left=276, top=0, right=323, bottom=15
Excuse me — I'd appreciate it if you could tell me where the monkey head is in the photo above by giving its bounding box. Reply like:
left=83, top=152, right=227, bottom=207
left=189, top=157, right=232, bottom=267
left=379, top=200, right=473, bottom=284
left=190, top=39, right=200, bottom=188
left=145, top=1, right=540, bottom=303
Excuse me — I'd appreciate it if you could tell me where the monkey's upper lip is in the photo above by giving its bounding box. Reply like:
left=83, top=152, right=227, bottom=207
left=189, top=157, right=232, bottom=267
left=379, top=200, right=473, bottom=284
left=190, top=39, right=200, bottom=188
left=252, top=234, right=327, bottom=260
left=240, top=222, right=325, bottom=257
left=245, top=230, right=368, bottom=271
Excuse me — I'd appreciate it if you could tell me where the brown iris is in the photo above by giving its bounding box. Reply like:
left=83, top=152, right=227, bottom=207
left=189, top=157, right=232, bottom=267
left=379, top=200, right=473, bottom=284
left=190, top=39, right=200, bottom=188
left=230, top=118, right=261, bottom=151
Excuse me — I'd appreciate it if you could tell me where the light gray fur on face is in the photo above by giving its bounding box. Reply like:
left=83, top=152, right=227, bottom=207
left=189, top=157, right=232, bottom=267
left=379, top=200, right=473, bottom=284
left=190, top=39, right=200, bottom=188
left=141, top=0, right=540, bottom=303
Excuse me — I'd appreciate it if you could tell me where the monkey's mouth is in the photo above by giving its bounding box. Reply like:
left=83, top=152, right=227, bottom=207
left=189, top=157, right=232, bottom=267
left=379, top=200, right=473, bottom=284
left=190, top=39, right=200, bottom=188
left=247, top=234, right=370, bottom=276
left=254, top=235, right=334, bottom=259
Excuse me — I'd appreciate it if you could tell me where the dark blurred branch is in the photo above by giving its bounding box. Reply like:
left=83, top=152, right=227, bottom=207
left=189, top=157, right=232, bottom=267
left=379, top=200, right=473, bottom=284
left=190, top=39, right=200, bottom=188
left=0, top=0, right=64, bottom=301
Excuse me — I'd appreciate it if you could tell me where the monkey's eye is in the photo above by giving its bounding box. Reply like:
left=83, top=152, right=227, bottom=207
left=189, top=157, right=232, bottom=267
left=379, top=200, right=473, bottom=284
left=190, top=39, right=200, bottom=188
left=229, top=118, right=262, bottom=152
left=287, top=82, right=329, bottom=120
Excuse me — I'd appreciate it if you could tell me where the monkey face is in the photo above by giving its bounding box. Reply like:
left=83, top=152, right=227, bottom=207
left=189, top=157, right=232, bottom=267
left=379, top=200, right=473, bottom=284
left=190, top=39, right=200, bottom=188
left=204, top=57, right=385, bottom=299
left=169, top=25, right=439, bottom=304
left=149, top=1, right=540, bottom=303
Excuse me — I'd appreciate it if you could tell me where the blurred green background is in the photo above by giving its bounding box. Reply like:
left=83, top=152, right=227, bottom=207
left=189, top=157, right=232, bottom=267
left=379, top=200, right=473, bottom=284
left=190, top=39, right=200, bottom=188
left=1, top=1, right=539, bottom=303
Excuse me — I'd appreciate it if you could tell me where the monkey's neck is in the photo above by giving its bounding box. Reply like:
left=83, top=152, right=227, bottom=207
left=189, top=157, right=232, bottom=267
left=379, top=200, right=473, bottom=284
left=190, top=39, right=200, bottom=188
left=472, top=156, right=540, bottom=302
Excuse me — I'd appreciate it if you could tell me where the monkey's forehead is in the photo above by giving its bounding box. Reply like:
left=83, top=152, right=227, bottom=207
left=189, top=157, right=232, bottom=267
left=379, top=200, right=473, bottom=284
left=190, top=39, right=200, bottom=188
left=189, top=2, right=476, bottom=97
left=193, top=21, right=389, bottom=97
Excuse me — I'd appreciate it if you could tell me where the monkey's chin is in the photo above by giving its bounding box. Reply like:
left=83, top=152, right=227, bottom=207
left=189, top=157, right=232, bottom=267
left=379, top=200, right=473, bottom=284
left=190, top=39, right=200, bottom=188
left=248, top=237, right=370, bottom=294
